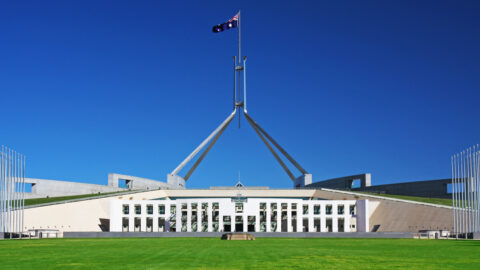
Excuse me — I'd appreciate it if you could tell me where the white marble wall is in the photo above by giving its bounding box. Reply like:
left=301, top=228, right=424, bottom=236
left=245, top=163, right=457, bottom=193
left=110, top=198, right=360, bottom=233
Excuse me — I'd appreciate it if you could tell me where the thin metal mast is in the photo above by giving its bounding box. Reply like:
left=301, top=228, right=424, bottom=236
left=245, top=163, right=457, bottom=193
left=238, top=10, right=241, bottom=66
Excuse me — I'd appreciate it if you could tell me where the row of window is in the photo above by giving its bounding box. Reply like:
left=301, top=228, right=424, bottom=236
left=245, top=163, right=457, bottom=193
left=123, top=203, right=355, bottom=215
left=258, top=203, right=354, bottom=215
left=123, top=203, right=220, bottom=215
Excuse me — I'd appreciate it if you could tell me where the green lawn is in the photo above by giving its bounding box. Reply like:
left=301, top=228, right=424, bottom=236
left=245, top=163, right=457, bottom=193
left=354, top=192, right=453, bottom=206
left=0, top=238, right=478, bottom=269
left=25, top=191, right=128, bottom=206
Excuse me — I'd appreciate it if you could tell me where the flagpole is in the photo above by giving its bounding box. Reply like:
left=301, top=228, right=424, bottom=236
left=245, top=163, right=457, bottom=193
left=238, top=10, right=241, bottom=65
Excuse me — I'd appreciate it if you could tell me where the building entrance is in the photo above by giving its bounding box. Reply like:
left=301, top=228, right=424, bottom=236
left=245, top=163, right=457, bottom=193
left=235, top=216, right=243, bottom=232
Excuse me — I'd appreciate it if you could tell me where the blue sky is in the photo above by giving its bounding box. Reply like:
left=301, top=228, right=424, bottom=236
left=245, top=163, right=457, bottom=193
left=0, top=1, right=479, bottom=188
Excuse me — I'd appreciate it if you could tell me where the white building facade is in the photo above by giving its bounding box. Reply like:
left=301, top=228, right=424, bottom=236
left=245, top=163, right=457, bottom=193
left=110, top=197, right=368, bottom=233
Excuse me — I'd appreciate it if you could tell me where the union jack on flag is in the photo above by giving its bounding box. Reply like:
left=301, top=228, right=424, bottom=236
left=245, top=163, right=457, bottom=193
left=212, top=12, right=239, bottom=33
left=228, top=13, right=239, bottom=22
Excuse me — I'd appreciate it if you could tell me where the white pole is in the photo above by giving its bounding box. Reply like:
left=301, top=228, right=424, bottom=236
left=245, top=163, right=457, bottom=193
left=8, top=149, right=11, bottom=235
left=461, top=151, right=464, bottom=235
left=469, top=148, right=473, bottom=234
left=477, top=146, right=480, bottom=233
left=0, top=146, right=3, bottom=233
left=452, top=156, right=455, bottom=236
left=22, top=154, right=25, bottom=237
left=1, top=146, right=3, bottom=233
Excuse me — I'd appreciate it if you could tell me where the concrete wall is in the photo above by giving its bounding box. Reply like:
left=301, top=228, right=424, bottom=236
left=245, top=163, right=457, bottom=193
left=108, top=173, right=173, bottom=190
left=22, top=173, right=177, bottom=199
left=24, top=178, right=126, bottom=199
left=353, top=179, right=451, bottom=199
left=308, top=176, right=451, bottom=199
left=306, top=174, right=371, bottom=189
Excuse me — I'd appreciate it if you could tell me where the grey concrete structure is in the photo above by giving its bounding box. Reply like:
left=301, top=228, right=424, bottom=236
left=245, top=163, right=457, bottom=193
left=25, top=178, right=125, bottom=199
left=20, top=173, right=179, bottom=199
left=307, top=174, right=452, bottom=199
left=108, top=173, right=174, bottom=190
left=357, top=179, right=451, bottom=199
left=306, top=174, right=371, bottom=190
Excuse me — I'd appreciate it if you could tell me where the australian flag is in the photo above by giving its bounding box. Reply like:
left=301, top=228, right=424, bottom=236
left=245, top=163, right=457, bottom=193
left=212, top=13, right=238, bottom=33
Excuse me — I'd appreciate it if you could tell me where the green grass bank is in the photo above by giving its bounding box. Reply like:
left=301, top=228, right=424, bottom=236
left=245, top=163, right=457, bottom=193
left=0, top=238, right=478, bottom=269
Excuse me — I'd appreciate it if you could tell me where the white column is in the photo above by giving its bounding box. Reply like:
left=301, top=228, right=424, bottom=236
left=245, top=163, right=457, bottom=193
left=332, top=204, right=338, bottom=232
left=287, top=203, right=292, bottom=232
left=153, top=203, right=159, bottom=232
left=186, top=203, right=192, bottom=232
left=266, top=203, right=271, bottom=232
left=128, top=203, right=134, bottom=232
left=344, top=212, right=350, bottom=233
left=320, top=203, right=327, bottom=232
left=321, top=213, right=327, bottom=233
left=243, top=214, right=248, bottom=232
left=207, top=202, right=213, bottom=232
left=255, top=202, right=260, bottom=232
left=231, top=215, right=235, bottom=232
left=308, top=204, right=314, bottom=232
left=197, top=202, right=202, bottom=232
left=140, top=204, right=146, bottom=232
left=176, top=203, right=181, bottom=232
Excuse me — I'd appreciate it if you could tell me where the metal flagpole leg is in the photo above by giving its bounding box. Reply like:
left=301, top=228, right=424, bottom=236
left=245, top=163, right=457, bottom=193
left=170, top=109, right=237, bottom=176
left=233, top=56, right=236, bottom=109
left=244, top=113, right=308, bottom=175
left=243, top=56, right=247, bottom=113
left=245, top=114, right=296, bottom=181
left=184, top=115, right=235, bottom=180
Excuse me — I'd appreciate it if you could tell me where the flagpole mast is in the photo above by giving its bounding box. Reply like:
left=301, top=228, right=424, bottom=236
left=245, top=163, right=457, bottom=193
left=238, top=10, right=241, bottom=65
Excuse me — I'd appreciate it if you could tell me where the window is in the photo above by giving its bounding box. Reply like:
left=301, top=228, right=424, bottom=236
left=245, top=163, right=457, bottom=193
left=350, top=205, right=355, bottom=215
left=159, top=205, right=165, bottom=215
left=122, top=204, right=129, bottom=215
left=291, top=203, right=297, bottom=210
left=351, top=179, right=361, bottom=189
left=134, top=217, right=141, bottom=232
left=146, top=217, right=153, bottom=232
left=271, top=203, right=277, bottom=211
left=235, top=203, right=243, bottom=213
left=446, top=183, right=452, bottom=194
left=122, top=217, right=129, bottom=232
left=326, top=205, right=332, bottom=215
left=303, top=205, right=308, bottom=215
left=147, top=204, right=153, bottom=215
left=260, top=203, right=266, bottom=210
left=313, top=205, right=320, bottom=215
left=24, top=183, right=34, bottom=193
left=213, top=203, right=219, bottom=221
left=170, top=205, right=176, bottom=215
left=135, top=204, right=141, bottom=215
left=338, top=205, right=344, bottom=215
